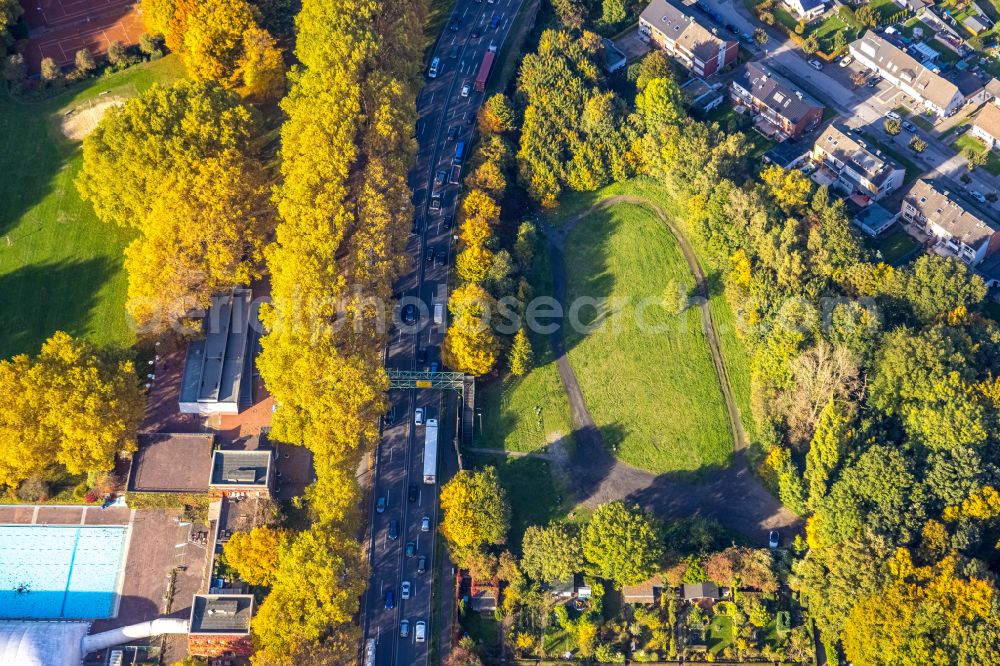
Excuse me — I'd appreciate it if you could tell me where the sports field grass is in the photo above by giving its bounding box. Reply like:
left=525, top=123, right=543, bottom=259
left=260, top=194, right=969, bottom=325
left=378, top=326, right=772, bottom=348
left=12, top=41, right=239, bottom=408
left=478, top=233, right=573, bottom=453
left=0, top=56, right=183, bottom=358
left=561, top=201, right=732, bottom=474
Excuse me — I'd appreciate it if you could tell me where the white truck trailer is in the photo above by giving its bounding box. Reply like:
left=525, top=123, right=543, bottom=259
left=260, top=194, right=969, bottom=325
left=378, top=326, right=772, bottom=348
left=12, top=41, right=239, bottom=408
left=423, top=418, right=438, bottom=484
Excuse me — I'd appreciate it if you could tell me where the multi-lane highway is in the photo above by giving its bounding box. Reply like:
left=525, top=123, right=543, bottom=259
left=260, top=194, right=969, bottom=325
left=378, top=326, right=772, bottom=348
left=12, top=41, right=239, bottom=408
left=362, top=1, right=523, bottom=664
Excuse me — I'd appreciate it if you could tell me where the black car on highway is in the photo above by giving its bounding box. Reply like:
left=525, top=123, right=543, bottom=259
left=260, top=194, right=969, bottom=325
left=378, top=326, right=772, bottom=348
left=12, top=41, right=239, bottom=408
left=408, top=483, right=419, bottom=503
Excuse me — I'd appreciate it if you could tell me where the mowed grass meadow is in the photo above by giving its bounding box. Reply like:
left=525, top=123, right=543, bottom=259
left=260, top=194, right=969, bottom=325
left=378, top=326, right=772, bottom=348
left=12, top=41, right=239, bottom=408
left=478, top=234, right=574, bottom=453
left=0, top=56, right=184, bottom=358
left=562, top=201, right=732, bottom=475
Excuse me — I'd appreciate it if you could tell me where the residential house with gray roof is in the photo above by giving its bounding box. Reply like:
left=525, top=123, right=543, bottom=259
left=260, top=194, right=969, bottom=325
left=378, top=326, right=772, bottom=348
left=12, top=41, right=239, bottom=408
left=638, top=0, right=739, bottom=78
left=849, top=33, right=964, bottom=117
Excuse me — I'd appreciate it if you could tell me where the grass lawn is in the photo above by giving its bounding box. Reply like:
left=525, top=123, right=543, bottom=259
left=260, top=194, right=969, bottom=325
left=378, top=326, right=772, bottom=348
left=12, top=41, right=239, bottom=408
left=810, top=13, right=854, bottom=54
left=0, top=56, right=184, bottom=359
left=484, top=455, right=567, bottom=551
left=900, top=17, right=934, bottom=40
left=706, top=614, right=734, bottom=656
left=774, top=6, right=799, bottom=32
left=540, top=178, right=755, bottom=442
left=543, top=624, right=575, bottom=655
left=477, top=217, right=572, bottom=454
left=925, top=39, right=960, bottom=65
left=869, top=0, right=900, bottom=22
left=461, top=612, right=501, bottom=657
left=867, top=224, right=922, bottom=265
left=954, top=133, right=1000, bottom=176
left=560, top=201, right=732, bottom=474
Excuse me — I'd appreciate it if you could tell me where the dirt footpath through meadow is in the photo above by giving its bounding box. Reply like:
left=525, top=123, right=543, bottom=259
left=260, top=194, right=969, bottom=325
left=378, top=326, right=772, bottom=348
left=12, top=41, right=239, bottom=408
left=541, top=195, right=802, bottom=541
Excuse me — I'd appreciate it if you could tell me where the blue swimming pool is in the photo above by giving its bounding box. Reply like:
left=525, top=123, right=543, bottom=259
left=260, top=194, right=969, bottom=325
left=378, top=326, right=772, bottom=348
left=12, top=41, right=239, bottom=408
left=0, top=525, right=128, bottom=619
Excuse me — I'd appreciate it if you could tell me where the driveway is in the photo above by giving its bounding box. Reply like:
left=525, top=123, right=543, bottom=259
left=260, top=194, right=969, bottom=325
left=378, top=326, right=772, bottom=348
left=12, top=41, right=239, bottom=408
left=543, top=196, right=802, bottom=542
left=699, top=0, right=999, bottom=203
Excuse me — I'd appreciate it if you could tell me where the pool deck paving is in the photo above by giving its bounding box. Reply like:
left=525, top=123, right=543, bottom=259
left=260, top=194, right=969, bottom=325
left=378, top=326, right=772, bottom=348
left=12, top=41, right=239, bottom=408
left=0, top=504, right=132, bottom=525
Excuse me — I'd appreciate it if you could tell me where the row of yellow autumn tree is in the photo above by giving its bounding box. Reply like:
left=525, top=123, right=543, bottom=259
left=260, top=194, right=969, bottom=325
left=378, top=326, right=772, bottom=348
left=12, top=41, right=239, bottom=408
left=247, top=0, right=424, bottom=662
left=442, top=94, right=536, bottom=379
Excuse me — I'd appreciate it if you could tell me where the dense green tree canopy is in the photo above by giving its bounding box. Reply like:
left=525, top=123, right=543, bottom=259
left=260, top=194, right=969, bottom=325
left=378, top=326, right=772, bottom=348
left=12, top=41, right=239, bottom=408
left=521, top=522, right=584, bottom=583
left=583, top=501, right=663, bottom=587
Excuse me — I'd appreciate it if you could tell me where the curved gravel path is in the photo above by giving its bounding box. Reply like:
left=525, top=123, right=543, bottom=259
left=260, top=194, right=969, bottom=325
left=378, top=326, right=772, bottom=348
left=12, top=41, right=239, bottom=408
left=542, top=195, right=801, bottom=541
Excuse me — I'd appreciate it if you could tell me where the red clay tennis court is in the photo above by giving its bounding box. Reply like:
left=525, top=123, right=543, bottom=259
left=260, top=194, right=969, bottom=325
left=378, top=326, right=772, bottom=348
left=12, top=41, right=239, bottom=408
left=21, top=0, right=143, bottom=72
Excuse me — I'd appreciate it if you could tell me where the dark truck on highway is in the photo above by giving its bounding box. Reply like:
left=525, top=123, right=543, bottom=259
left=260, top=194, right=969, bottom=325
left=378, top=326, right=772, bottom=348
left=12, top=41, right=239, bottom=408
left=474, top=43, right=498, bottom=93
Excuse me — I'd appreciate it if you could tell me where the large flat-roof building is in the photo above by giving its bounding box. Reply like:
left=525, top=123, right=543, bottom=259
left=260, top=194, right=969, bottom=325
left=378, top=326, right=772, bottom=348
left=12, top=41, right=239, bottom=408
left=187, top=594, right=254, bottom=658
left=848, top=33, right=964, bottom=117
left=638, top=0, right=739, bottom=78
left=179, top=288, right=259, bottom=415
left=812, top=124, right=905, bottom=201
left=900, top=179, right=1000, bottom=266
left=730, top=62, right=824, bottom=141
left=127, top=433, right=214, bottom=493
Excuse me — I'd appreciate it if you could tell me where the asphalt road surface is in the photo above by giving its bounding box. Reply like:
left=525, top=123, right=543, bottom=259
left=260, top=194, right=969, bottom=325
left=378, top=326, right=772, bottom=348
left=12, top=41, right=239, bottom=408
left=361, top=1, right=523, bottom=664
left=697, top=0, right=999, bottom=205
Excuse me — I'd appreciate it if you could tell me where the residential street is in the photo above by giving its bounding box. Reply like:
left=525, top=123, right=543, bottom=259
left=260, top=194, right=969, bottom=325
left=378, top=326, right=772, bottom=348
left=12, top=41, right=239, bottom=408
left=695, top=0, right=999, bottom=208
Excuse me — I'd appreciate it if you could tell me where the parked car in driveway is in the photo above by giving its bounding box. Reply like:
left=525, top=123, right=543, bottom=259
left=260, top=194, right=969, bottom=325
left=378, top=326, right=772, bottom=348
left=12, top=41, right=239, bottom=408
left=839, top=55, right=853, bottom=67
left=769, top=530, right=780, bottom=549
